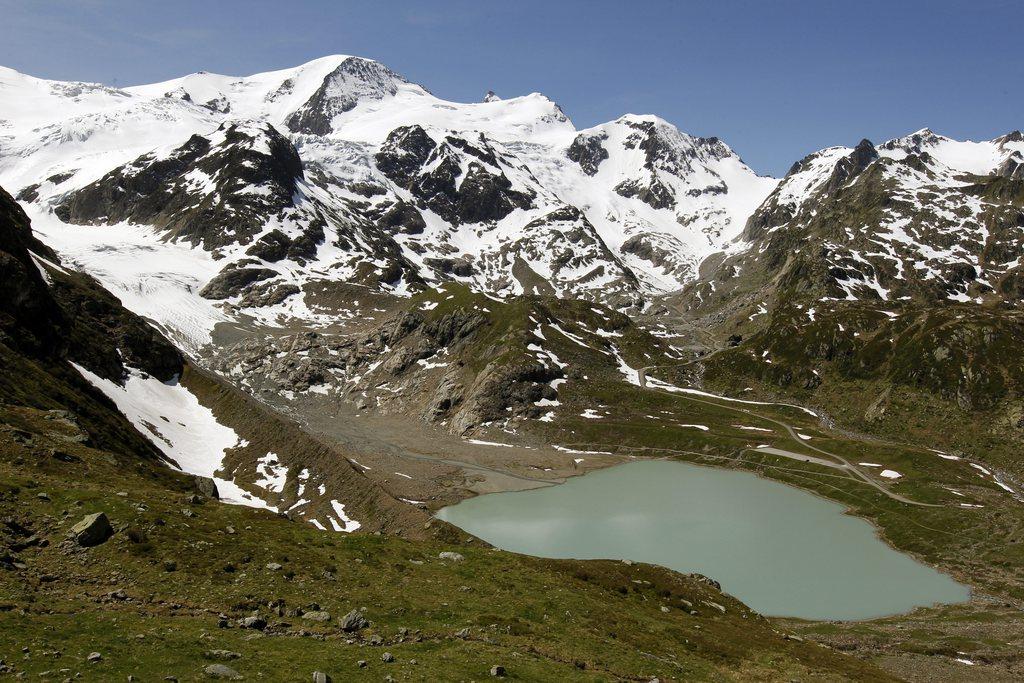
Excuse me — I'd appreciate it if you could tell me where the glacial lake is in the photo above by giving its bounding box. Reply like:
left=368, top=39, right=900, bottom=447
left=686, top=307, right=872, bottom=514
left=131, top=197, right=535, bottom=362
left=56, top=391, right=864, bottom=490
left=436, top=460, right=969, bottom=620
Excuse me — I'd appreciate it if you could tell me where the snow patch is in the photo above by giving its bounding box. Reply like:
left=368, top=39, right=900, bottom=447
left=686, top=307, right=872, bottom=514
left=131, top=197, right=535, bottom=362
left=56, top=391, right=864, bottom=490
left=70, top=362, right=275, bottom=510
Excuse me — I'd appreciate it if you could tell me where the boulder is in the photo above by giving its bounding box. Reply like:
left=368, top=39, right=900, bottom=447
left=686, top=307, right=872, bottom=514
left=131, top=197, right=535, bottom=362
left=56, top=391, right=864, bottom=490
left=302, top=610, right=331, bottom=623
left=238, top=616, right=267, bottom=630
left=203, top=663, right=242, bottom=679
left=193, top=476, right=220, bottom=499
left=312, top=673, right=331, bottom=683
left=67, top=512, right=113, bottom=547
left=339, top=609, right=369, bottom=632
left=439, top=551, right=464, bottom=562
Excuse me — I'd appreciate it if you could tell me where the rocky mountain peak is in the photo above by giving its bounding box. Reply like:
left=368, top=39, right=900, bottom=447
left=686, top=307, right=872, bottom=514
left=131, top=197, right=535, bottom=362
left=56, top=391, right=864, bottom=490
left=879, top=127, right=946, bottom=155
left=285, top=56, right=413, bottom=135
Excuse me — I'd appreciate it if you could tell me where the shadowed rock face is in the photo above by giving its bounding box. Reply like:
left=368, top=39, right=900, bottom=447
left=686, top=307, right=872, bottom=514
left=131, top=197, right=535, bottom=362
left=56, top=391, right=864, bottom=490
left=376, top=126, right=535, bottom=225
left=566, top=132, right=609, bottom=176
left=199, top=265, right=279, bottom=300
left=55, top=123, right=304, bottom=250
left=375, top=125, right=437, bottom=186
left=0, top=187, right=64, bottom=356
left=825, top=139, right=878, bottom=194
left=0, top=182, right=183, bottom=464
left=3, top=187, right=183, bottom=383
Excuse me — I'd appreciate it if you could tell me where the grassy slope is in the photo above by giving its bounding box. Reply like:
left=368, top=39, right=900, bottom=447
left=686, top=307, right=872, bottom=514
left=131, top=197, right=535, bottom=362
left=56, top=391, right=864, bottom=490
left=400, top=289, right=1024, bottom=677
left=391, top=287, right=1024, bottom=605
left=0, top=403, right=888, bottom=682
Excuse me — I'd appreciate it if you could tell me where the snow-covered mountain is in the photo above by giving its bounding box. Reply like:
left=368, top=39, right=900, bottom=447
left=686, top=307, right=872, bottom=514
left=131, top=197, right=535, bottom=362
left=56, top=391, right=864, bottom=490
left=0, top=55, right=776, bottom=349
left=6, top=54, right=1021, bottom=357
left=683, top=128, right=1024, bottom=316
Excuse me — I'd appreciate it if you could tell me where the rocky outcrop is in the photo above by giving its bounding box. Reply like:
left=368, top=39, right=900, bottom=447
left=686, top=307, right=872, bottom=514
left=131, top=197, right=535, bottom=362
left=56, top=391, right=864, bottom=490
left=451, top=358, right=561, bottom=433
left=566, top=132, right=609, bottom=175
left=825, top=139, right=878, bottom=194
left=378, top=201, right=426, bottom=235
left=0, top=188, right=65, bottom=356
left=375, top=125, right=437, bottom=186
left=55, top=122, right=304, bottom=250
left=237, top=282, right=300, bottom=308
left=200, top=265, right=279, bottom=300
left=615, top=175, right=675, bottom=210
left=245, top=229, right=292, bottom=262
left=50, top=268, right=183, bottom=383
left=376, top=127, right=534, bottom=225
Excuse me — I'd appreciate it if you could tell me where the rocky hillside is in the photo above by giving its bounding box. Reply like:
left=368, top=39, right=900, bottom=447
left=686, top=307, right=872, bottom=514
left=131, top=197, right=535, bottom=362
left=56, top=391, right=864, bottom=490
left=0, top=184, right=430, bottom=537
left=661, top=129, right=1024, bottom=478
left=680, top=129, right=1024, bottom=320
left=208, top=282, right=674, bottom=439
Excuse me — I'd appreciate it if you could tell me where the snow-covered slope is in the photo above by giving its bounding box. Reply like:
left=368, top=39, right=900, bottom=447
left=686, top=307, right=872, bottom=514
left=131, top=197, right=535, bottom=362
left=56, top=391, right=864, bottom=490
left=1, top=55, right=777, bottom=340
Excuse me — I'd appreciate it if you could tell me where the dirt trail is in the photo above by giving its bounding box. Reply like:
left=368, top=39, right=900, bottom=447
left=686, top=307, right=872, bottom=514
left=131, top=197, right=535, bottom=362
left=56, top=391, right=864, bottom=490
left=637, top=368, right=945, bottom=507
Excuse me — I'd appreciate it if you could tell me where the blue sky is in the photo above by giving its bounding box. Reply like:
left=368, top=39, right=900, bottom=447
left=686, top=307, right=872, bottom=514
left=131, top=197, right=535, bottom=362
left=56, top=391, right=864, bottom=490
left=1, top=0, right=1020, bottom=175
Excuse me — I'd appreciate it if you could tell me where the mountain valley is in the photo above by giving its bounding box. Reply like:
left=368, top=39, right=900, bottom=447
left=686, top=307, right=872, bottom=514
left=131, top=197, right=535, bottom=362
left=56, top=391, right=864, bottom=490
left=2, top=55, right=1024, bottom=681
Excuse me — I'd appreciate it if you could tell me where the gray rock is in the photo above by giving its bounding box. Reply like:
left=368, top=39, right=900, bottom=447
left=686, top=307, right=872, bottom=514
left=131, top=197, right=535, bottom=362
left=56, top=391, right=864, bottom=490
left=203, top=663, right=241, bottom=679
left=68, top=513, right=113, bottom=547
left=339, top=609, right=369, bottom=632
left=356, top=660, right=367, bottom=668
left=86, top=652, right=102, bottom=663
left=302, top=610, right=331, bottom=622
left=381, top=652, right=394, bottom=663
left=193, top=476, right=220, bottom=499
left=438, top=551, right=464, bottom=562
left=238, top=616, right=266, bottom=630
left=311, top=672, right=331, bottom=683
left=265, top=562, right=283, bottom=571
left=490, top=665, right=506, bottom=677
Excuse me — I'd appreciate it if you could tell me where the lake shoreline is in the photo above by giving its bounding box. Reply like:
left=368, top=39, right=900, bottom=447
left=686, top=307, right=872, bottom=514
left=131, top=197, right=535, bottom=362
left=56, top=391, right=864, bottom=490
left=437, top=459, right=970, bottom=621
